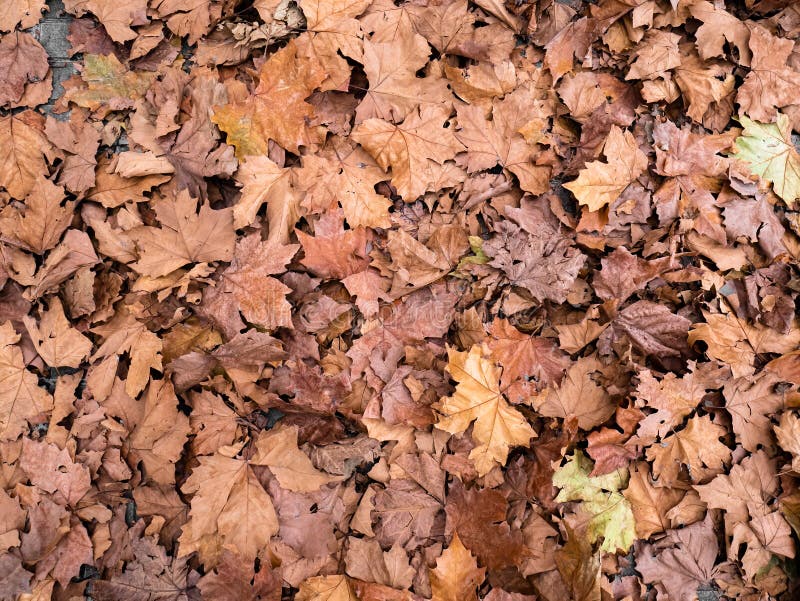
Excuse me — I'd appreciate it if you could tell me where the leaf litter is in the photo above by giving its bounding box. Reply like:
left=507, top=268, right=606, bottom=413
left=1, top=0, right=800, bottom=600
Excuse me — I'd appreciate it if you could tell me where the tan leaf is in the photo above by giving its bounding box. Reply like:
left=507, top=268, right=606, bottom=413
left=0, top=110, right=52, bottom=200
left=646, top=415, right=731, bottom=486
left=129, top=189, right=235, bottom=278
left=23, top=298, right=92, bottom=368
left=429, top=533, right=485, bottom=601
left=352, top=106, right=465, bottom=202
left=252, top=425, right=338, bottom=492
left=436, top=344, right=535, bottom=476
left=178, top=444, right=280, bottom=567
left=0, top=321, right=53, bottom=441
left=564, top=126, right=647, bottom=211
left=296, top=574, right=358, bottom=601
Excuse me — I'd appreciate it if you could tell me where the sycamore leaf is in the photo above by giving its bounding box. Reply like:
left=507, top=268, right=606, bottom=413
left=212, top=39, right=326, bottom=156
left=429, top=533, right=485, bottom=601
left=0, top=110, right=52, bottom=200
left=296, top=575, right=358, bottom=601
left=532, top=357, right=615, bottom=430
left=63, top=53, right=156, bottom=112
left=231, top=154, right=293, bottom=231
left=178, top=441, right=279, bottom=567
left=90, top=310, right=163, bottom=398
left=646, top=415, right=731, bottom=486
left=435, top=344, right=535, bottom=476
left=296, top=140, right=391, bottom=229
left=0, top=0, right=47, bottom=31
left=623, top=462, right=684, bottom=539
left=23, top=298, right=92, bottom=368
left=63, top=0, right=147, bottom=42
left=202, top=234, right=297, bottom=334
left=129, top=189, right=235, bottom=278
left=553, top=451, right=636, bottom=553
left=0, top=31, right=49, bottom=107
left=352, top=106, right=465, bottom=202
left=689, top=309, right=800, bottom=378
left=0, top=321, right=53, bottom=441
left=0, top=178, right=73, bottom=254
left=564, top=126, right=648, bottom=211
left=252, top=425, right=338, bottom=492
left=732, top=113, right=800, bottom=204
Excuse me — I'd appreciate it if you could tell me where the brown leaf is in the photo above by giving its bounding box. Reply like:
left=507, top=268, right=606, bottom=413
left=429, top=533, right=485, bottom=601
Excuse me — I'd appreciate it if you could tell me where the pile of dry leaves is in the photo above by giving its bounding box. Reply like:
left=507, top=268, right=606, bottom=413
left=2, top=0, right=800, bottom=599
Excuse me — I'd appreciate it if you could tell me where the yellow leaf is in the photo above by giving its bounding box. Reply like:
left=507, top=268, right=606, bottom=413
left=564, top=126, right=647, bottom=211
left=436, top=344, right=535, bottom=476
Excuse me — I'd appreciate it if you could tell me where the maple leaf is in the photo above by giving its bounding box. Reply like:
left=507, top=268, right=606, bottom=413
left=355, top=20, right=451, bottom=123
left=553, top=451, right=636, bottom=553
left=532, top=357, right=615, bottom=430
left=296, top=139, right=391, bottom=229
left=723, top=373, right=785, bottom=453
left=92, top=537, right=193, bottom=601
left=128, top=379, right=191, bottom=486
left=129, top=189, right=235, bottom=278
left=486, top=317, right=568, bottom=391
left=90, top=310, right=163, bottom=398
left=23, top=298, right=92, bottom=368
left=564, top=126, right=647, bottom=211
left=637, top=516, right=732, bottom=601
left=0, top=321, right=53, bottom=441
left=212, top=39, right=326, bottom=156
left=445, top=480, right=523, bottom=570
left=345, top=538, right=415, bottom=589
left=0, top=0, right=47, bottom=31
left=689, top=1, right=750, bottom=66
left=178, top=441, right=280, bottom=567
left=352, top=106, right=465, bottom=202
left=0, top=32, right=49, bottom=107
left=63, top=0, right=147, bottom=42
left=44, top=113, right=101, bottom=193
left=252, top=425, right=338, bottom=492
left=689, top=308, right=800, bottom=378
left=732, top=112, right=800, bottom=204
left=198, top=549, right=281, bottom=601
left=0, top=178, right=74, bottom=254
left=631, top=362, right=728, bottom=445
left=296, top=0, right=370, bottom=91
left=201, top=234, right=297, bottom=336
left=775, top=412, right=800, bottom=473
left=296, top=574, right=358, bottom=601
left=429, top=533, right=485, bottom=601
left=435, top=344, right=535, bottom=476
left=623, top=462, right=684, bottom=539
left=483, top=221, right=585, bottom=304
left=63, top=53, right=156, bottom=113
left=231, top=154, right=298, bottom=235
left=626, top=30, right=681, bottom=81
left=737, top=25, right=800, bottom=122
left=646, top=414, right=731, bottom=486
